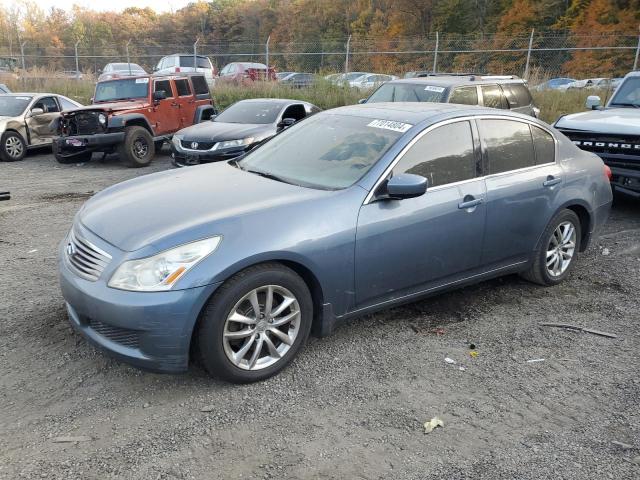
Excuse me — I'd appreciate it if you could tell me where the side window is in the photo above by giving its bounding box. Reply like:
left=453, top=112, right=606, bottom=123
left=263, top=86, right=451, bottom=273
left=449, top=86, right=478, bottom=105
left=481, top=85, right=508, bottom=109
left=503, top=83, right=533, bottom=107
left=58, top=96, right=77, bottom=111
left=191, top=75, right=210, bottom=95
left=532, top=125, right=555, bottom=165
left=480, top=119, right=536, bottom=174
left=394, top=121, right=477, bottom=187
left=154, top=80, right=173, bottom=98
left=281, top=104, right=307, bottom=121
left=175, top=79, right=191, bottom=96
left=34, top=96, right=60, bottom=113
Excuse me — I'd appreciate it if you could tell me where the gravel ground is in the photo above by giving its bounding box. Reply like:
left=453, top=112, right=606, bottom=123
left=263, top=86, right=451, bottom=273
left=1, top=149, right=639, bottom=480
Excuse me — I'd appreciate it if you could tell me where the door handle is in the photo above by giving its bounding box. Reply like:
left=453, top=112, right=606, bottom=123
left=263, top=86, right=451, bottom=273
left=458, top=197, right=483, bottom=210
left=543, top=176, right=562, bottom=187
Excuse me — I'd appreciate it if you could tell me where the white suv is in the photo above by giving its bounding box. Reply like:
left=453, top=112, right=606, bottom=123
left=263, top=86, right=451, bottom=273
left=154, top=54, right=215, bottom=86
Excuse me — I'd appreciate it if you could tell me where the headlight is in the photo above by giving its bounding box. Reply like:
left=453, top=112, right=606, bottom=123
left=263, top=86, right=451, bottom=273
left=98, top=113, right=107, bottom=125
left=213, top=137, right=254, bottom=150
left=108, top=236, right=221, bottom=291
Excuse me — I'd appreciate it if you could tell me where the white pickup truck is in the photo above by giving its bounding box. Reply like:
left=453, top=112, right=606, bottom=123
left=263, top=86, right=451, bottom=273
left=555, top=71, right=640, bottom=198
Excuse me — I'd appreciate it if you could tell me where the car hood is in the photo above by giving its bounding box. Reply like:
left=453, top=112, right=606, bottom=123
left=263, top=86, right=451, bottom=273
left=177, top=121, right=276, bottom=142
left=555, top=108, right=640, bottom=135
left=64, top=101, right=148, bottom=114
left=79, top=162, right=327, bottom=252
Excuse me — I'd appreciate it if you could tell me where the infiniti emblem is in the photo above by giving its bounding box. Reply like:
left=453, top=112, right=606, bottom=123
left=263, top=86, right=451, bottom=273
left=66, top=242, right=76, bottom=256
left=191, top=142, right=199, bottom=149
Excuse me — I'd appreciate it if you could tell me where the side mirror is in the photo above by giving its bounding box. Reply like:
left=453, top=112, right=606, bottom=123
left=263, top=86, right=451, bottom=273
left=90, top=97, right=94, bottom=104
left=358, top=98, right=367, bottom=104
left=209, top=114, right=218, bottom=121
left=386, top=173, right=428, bottom=199
left=586, top=95, right=601, bottom=110
left=153, top=90, right=167, bottom=101
left=277, top=117, right=296, bottom=129
left=30, top=107, right=45, bottom=116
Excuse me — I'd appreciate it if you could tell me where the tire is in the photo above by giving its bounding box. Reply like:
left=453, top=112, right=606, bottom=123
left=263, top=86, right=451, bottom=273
left=52, top=141, right=91, bottom=164
left=118, top=126, right=155, bottom=167
left=0, top=131, right=26, bottom=162
left=196, top=263, right=313, bottom=383
left=520, top=209, right=581, bottom=286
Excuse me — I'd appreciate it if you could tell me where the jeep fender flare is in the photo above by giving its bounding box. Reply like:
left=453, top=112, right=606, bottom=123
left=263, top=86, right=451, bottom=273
left=193, top=105, right=215, bottom=124
left=109, top=114, right=154, bottom=134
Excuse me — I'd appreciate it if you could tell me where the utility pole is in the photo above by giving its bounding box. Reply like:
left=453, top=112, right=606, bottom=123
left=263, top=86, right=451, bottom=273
left=126, top=39, right=132, bottom=75
left=345, top=35, right=351, bottom=73
left=524, top=28, right=534, bottom=79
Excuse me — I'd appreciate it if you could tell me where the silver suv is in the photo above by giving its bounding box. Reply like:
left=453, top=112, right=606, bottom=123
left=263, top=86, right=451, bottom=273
left=363, top=74, right=539, bottom=117
left=154, top=54, right=215, bottom=86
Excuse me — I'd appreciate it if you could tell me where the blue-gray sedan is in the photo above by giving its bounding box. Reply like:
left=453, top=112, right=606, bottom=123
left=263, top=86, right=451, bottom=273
left=58, top=103, right=613, bottom=382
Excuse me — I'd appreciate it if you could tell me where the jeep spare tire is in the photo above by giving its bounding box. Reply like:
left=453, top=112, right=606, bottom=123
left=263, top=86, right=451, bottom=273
left=119, top=126, right=155, bottom=167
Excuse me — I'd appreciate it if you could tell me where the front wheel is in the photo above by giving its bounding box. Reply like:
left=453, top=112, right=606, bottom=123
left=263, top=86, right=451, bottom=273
left=118, top=126, right=155, bottom=167
left=0, top=131, right=26, bottom=162
left=521, top=209, right=581, bottom=286
left=196, top=263, right=313, bottom=383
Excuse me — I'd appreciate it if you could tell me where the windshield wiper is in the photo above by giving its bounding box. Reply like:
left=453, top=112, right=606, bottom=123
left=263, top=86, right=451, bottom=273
left=610, top=102, right=640, bottom=109
left=243, top=168, right=292, bottom=184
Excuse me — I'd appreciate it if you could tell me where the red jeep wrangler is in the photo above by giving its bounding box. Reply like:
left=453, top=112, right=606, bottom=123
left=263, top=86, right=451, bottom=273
left=54, top=74, right=215, bottom=167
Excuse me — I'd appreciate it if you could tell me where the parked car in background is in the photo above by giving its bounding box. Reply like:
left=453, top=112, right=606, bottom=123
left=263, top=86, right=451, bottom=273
left=276, top=71, right=295, bottom=80
left=0, top=84, right=11, bottom=93
left=0, top=57, right=18, bottom=81
left=278, top=72, right=316, bottom=88
left=404, top=71, right=430, bottom=78
left=555, top=71, right=640, bottom=198
left=533, top=77, right=576, bottom=91
left=328, top=72, right=370, bottom=85
left=58, top=102, right=612, bottom=382
left=324, top=73, right=342, bottom=83
left=62, top=70, right=84, bottom=80
left=0, top=93, right=82, bottom=161
left=217, top=62, right=276, bottom=84
left=154, top=54, right=216, bottom=86
left=171, top=98, right=319, bottom=166
left=98, top=63, right=146, bottom=82
left=349, top=73, right=397, bottom=90
left=54, top=74, right=214, bottom=167
left=363, top=74, right=539, bottom=117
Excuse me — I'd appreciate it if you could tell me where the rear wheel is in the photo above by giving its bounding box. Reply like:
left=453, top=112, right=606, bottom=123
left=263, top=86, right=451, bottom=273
left=53, top=141, right=92, bottom=164
left=0, top=131, right=26, bottom=162
left=521, top=209, right=581, bottom=286
left=118, top=126, right=155, bottom=167
left=196, top=263, right=313, bottom=383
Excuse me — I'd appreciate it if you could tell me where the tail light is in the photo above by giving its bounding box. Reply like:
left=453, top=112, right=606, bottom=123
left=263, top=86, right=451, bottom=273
left=604, top=164, right=612, bottom=181
left=175, top=67, right=181, bottom=73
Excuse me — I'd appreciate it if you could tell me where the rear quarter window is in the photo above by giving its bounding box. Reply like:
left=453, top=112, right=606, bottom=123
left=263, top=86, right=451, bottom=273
left=190, top=75, right=210, bottom=95
left=503, top=83, right=533, bottom=107
left=481, top=85, right=509, bottom=109
left=532, top=126, right=555, bottom=165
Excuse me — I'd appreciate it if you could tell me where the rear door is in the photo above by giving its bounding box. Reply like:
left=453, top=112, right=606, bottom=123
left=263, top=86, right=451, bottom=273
left=479, top=117, right=563, bottom=267
left=355, top=119, right=486, bottom=308
left=174, top=78, right=197, bottom=128
left=152, top=79, right=181, bottom=134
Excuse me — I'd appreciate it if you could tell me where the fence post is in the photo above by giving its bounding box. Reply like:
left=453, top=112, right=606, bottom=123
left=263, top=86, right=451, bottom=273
left=265, top=35, right=270, bottom=73
left=126, top=39, right=132, bottom=75
left=74, top=41, right=80, bottom=73
left=524, top=28, right=534, bottom=79
left=432, top=32, right=439, bottom=73
left=634, top=25, right=640, bottom=71
left=193, top=38, right=199, bottom=73
left=345, top=35, right=351, bottom=73
left=20, top=41, right=26, bottom=70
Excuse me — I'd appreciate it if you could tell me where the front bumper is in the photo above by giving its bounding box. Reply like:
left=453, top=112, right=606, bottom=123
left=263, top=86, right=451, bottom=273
left=170, top=144, right=249, bottom=167
left=54, top=132, right=125, bottom=157
left=609, top=165, right=640, bottom=198
left=58, top=236, right=221, bottom=373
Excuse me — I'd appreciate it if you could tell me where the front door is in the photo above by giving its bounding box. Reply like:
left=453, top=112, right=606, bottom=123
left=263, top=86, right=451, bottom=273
left=355, top=120, right=487, bottom=308
left=152, top=79, right=181, bottom=135
left=25, top=96, right=60, bottom=145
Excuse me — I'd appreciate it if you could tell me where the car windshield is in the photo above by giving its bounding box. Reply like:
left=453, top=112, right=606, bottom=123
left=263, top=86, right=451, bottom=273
left=609, top=77, right=640, bottom=107
left=94, top=78, right=149, bottom=102
left=215, top=101, right=282, bottom=124
left=367, top=83, right=446, bottom=103
left=0, top=96, right=31, bottom=116
left=237, top=113, right=406, bottom=190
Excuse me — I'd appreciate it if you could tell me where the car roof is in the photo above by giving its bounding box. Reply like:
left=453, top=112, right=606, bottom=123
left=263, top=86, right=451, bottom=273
left=386, top=75, right=525, bottom=88
left=235, top=98, right=315, bottom=107
left=0, top=92, right=60, bottom=97
left=624, top=71, right=640, bottom=78
left=326, top=102, right=531, bottom=124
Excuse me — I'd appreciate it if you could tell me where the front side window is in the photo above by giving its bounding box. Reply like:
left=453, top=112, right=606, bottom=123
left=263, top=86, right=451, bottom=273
left=449, top=86, right=478, bottom=105
left=481, top=85, right=509, bottom=109
left=238, top=113, right=405, bottom=189
left=609, top=77, right=640, bottom=107
left=94, top=78, right=149, bottom=102
left=34, top=96, right=60, bottom=113
left=367, top=83, right=446, bottom=103
left=532, top=126, right=555, bottom=165
left=154, top=80, right=173, bottom=98
left=480, top=119, right=535, bottom=174
left=394, top=121, right=476, bottom=187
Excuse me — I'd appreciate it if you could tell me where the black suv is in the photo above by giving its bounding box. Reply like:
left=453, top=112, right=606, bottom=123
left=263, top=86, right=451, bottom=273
left=363, top=74, right=539, bottom=118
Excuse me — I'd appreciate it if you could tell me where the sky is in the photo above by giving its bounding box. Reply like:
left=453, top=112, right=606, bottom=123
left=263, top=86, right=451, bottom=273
left=0, top=0, right=195, bottom=13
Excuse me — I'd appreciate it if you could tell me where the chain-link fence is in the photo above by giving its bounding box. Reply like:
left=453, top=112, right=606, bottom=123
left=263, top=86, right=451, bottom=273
left=0, top=31, right=638, bottom=80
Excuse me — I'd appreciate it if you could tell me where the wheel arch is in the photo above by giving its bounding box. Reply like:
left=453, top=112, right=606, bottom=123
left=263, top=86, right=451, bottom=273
left=562, top=202, right=591, bottom=252
left=109, top=114, right=154, bottom=135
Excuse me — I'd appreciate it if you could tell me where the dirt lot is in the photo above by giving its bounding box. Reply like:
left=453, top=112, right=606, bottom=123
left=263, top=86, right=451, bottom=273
left=1, top=149, right=639, bottom=480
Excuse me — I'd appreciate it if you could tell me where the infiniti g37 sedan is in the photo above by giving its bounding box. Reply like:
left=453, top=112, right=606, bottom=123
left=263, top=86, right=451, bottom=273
left=58, top=103, right=612, bottom=383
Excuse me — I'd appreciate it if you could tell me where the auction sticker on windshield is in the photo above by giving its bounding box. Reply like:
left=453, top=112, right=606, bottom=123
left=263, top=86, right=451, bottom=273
left=367, top=119, right=413, bottom=133
left=135, top=78, right=149, bottom=83
left=424, top=85, right=445, bottom=93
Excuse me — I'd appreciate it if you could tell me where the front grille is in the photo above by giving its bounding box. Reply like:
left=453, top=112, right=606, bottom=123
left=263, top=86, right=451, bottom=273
left=181, top=140, right=216, bottom=150
left=65, top=230, right=112, bottom=281
left=69, top=112, right=103, bottom=135
left=560, top=130, right=640, bottom=163
left=89, top=318, right=140, bottom=349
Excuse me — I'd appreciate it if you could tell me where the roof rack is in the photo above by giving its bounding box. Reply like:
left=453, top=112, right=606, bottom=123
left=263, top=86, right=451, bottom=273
left=416, top=72, right=484, bottom=78
left=470, top=75, right=520, bottom=81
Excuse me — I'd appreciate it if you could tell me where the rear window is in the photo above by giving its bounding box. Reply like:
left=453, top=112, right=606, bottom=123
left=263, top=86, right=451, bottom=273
left=175, top=79, right=192, bottom=96
left=503, top=83, right=532, bottom=107
left=190, top=75, right=210, bottom=95
left=480, top=119, right=535, bottom=174
left=532, top=126, right=555, bottom=165
left=179, top=56, right=212, bottom=69
left=367, top=83, right=446, bottom=103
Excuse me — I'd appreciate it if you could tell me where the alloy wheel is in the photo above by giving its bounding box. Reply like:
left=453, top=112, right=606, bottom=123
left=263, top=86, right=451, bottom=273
left=223, top=285, right=301, bottom=371
left=132, top=137, right=149, bottom=159
left=546, top=221, right=576, bottom=277
left=5, top=136, right=24, bottom=158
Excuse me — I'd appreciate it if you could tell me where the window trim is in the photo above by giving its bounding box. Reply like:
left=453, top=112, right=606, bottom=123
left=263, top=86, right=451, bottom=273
left=363, top=114, right=558, bottom=205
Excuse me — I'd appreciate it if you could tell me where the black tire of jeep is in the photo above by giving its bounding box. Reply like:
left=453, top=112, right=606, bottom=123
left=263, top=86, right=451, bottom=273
left=154, top=139, right=164, bottom=152
left=118, top=126, right=155, bottom=167
left=196, top=263, right=313, bottom=383
left=520, top=209, right=581, bottom=286
left=52, top=141, right=92, bottom=164
left=0, top=131, right=27, bottom=162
